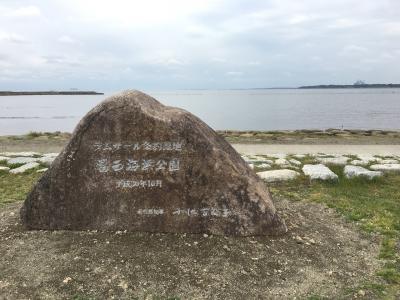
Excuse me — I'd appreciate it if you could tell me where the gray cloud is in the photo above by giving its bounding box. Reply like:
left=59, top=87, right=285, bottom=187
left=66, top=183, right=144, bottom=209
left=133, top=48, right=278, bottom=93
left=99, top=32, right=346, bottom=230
left=0, top=0, right=399, bottom=91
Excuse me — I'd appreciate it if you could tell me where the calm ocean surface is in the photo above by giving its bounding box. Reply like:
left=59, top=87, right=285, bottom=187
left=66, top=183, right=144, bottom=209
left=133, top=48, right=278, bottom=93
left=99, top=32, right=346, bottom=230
left=0, top=89, right=399, bottom=135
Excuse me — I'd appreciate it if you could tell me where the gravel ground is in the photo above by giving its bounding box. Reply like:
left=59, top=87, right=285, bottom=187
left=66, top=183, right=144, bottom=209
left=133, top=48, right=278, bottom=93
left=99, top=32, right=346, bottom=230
left=0, top=198, right=381, bottom=299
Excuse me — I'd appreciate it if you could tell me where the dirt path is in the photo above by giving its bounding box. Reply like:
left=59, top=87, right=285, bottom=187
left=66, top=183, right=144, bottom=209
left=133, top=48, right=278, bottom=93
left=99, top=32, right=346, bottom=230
left=2, top=138, right=400, bottom=157
left=0, top=198, right=381, bottom=299
left=1, top=132, right=399, bottom=156
left=233, top=144, right=400, bottom=156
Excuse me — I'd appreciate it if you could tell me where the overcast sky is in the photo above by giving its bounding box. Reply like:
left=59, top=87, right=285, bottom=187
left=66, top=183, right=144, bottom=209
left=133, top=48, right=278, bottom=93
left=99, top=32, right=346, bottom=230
left=0, top=0, right=399, bottom=91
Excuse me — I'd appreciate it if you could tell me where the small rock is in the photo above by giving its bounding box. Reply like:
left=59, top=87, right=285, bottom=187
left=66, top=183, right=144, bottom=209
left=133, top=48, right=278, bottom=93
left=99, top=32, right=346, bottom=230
left=257, top=169, right=300, bottom=182
left=241, top=155, right=251, bottom=162
left=248, top=163, right=254, bottom=169
left=258, top=163, right=271, bottom=169
left=344, top=165, right=382, bottom=179
left=370, top=164, right=400, bottom=172
left=1, top=151, right=40, bottom=157
left=7, top=157, right=37, bottom=165
left=269, top=153, right=287, bottom=159
left=223, top=245, right=231, bottom=251
left=275, top=158, right=290, bottom=167
left=36, top=168, right=48, bottom=173
left=289, top=159, right=302, bottom=166
left=302, top=164, right=338, bottom=181
left=357, top=154, right=376, bottom=161
left=37, top=156, right=55, bottom=166
left=295, top=236, right=303, bottom=244
left=377, top=159, right=399, bottom=164
left=242, top=155, right=273, bottom=164
left=63, top=277, right=72, bottom=284
left=203, top=233, right=209, bottom=238
left=251, top=156, right=274, bottom=164
left=9, top=162, right=40, bottom=174
left=316, top=156, right=349, bottom=166
left=293, top=154, right=307, bottom=159
left=42, top=152, right=59, bottom=158
left=0, top=166, right=10, bottom=172
left=261, top=159, right=274, bottom=165
left=358, top=290, right=366, bottom=296
left=118, top=280, right=128, bottom=290
left=350, top=160, right=370, bottom=166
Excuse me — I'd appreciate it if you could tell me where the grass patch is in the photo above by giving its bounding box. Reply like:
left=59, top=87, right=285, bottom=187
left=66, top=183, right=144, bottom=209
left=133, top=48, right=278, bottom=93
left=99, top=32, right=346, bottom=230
left=26, top=131, right=43, bottom=138
left=0, top=172, right=41, bottom=205
left=7, top=163, right=25, bottom=169
left=269, top=169, right=400, bottom=297
left=307, top=296, right=327, bottom=300
left=72, top=295, right=95, bottom=300
left=0, top=131, right=71, bottom=143
left=71, top=294, right=180, bottom=300
left=26, top=131, right=65, bottom=139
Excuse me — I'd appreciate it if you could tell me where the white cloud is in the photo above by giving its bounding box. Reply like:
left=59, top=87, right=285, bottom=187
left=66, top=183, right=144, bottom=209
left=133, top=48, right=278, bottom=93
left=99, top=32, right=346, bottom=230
left=212, top=58, right=227, bottom=63
left=151, top=58, right=186, bottom=67
left=340, top=45, right=369, bottom=56
left=163, top=58, right=185, bottom=66
left=330, top=18, right=356, bottom=29
left=5, top=5, right=41, bottom=17
left=58, top=35, right=77, bottom=44
left=0, top=32, right=27, bottom=44
left=62, top=0, right=219, bottom=28
left=0, top=0, right=399, bottom=90
left=287, top=14, right=316, bottom=25
left=226, top=71, right=243, bottom=76
left=382, top=22, right=400, bottom=36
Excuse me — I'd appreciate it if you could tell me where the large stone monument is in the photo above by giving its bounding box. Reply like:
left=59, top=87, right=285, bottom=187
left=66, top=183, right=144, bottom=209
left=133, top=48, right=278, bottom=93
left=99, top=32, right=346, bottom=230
left=21, top=90, right=286, bottom=236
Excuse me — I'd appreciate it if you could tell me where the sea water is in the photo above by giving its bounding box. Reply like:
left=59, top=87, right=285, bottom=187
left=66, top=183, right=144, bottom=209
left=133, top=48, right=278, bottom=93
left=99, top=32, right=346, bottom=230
left=0, top=88, right=399, bottom=135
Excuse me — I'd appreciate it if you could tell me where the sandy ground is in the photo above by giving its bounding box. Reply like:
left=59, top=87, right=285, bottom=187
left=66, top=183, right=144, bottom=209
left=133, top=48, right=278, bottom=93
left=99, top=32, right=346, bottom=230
left=0, top=198, right=381, bottom=299
left=232, top=144, right=400, bottom=156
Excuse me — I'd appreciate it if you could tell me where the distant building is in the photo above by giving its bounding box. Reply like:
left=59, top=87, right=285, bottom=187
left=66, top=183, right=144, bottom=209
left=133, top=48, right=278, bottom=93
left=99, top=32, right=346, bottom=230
left=354, top=80, right=366, bottom=86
